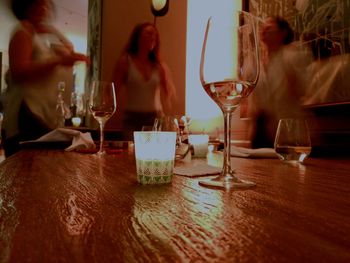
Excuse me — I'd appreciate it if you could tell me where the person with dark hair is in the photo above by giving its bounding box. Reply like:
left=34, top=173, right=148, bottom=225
left=247, top=16, right=312, bottom=148
left=1, top=0, right=89, bottom=157
left=113, top=22, right=176, bottom=139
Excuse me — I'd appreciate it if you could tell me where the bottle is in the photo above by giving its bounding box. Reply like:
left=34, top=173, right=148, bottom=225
left=70, top=91, right=77, bottom=117
left=56, top=82, right=71, bottom=127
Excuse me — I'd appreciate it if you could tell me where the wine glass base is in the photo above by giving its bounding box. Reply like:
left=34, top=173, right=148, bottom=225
left=95, top=150, right=107, bottom=156
left=199, top=177, right=256, bottom=190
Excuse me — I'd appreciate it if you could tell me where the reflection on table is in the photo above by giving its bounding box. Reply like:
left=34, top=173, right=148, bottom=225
left=0, top=148, right=349, bottom=262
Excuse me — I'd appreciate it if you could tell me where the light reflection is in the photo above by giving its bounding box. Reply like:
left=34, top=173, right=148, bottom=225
left=132, top=186, right=177, bottom=246
left=186, top=0, right=243, bottom=139
left=186, top=0, right=242, bottom=119
left=206, top=151, right=223, bottom=168
left=0, top=196, right=19, bottom=262
left=131, top=183, right=225, bottom=258
left=181, top=182, right=224, bottom=232
left=72, top=116, right=81, bottom=127
left=152, top=0, right=167, bottom=11
left=62, top=192, right=92, bottom=236
left=59, top=159, right=108, bottom=237
left=296, top=163, right=306, bottom=183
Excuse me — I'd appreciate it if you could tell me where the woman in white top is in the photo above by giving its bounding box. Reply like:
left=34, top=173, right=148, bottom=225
left=2, top=0, right=88, bottom=157
left=113, top=22, right=176, bottom=139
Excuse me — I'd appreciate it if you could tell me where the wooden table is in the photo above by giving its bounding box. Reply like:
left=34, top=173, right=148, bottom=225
left=0, top=148, right=349, bottom=262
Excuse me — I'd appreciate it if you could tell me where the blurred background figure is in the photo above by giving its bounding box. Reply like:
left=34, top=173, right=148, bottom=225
left=1, top=0, right=89, bottom=157
left=248, top=16, right=312, bottom=148
left=302, top=36, right=350, bottom=105
left=113, top=22, right=176, bottom=140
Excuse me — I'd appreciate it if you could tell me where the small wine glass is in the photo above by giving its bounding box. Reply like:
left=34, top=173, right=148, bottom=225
left=89, top=81, right=117, bottom=156
left=141, top=125, right=155, bottom=131
left=199, top=10, right=260, bottom=189
left=154, top=115, right=190, bottom=159
left=274, top=119, right=312, bottom=163
left=154, top=115, right=181, bottom=145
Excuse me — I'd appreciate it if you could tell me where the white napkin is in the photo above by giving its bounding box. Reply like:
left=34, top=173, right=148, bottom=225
left=231, top=145, right=277, bottom=158
left=22, top=128, right=95, bottom=151
left=65, top=131, right=96, bottom=151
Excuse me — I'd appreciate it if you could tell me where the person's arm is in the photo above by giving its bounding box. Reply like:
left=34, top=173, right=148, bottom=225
left=9, top=29, right=60, bottom=82
left=41, top=24, right=75, bottom=52
left=44, top=25, right=90, bottom=65
left=9, top=28, right=89, bottom=83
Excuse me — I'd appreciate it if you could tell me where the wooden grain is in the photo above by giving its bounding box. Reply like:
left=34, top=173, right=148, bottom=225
left=0, top=149, right=349, bottom=263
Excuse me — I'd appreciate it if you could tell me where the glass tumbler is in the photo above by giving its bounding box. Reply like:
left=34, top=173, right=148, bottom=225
left=134, top=131, right=177, bottom=185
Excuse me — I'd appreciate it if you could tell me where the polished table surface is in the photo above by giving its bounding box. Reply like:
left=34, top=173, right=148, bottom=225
left=0, top=148, right=349, bottom=262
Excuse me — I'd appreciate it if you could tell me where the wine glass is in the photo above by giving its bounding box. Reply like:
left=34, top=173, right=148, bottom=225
left=274, top=119, right=312, bottom=163
left=154, top=115, right=181, bottom=145
left=199, top=10, right=260, bottom=189
left=89, top=81, right=117, bottom=155
left=154, top=115, right=190, bottom=159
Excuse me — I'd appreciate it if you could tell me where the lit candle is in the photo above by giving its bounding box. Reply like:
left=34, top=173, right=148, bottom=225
left=189, top=134, right=209, bottom=158
left=72, top=117, right=81, bottom=127
left=152, top=0, right=167, bottom=11
left=134, top=131, right=177, bottom=185
left=208, top=144, right=215, bottom=153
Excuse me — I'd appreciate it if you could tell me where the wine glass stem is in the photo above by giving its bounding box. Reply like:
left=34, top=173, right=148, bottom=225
left=223, top=111, right=233, bottom=176
left=99, top=121, right=105, bottom=153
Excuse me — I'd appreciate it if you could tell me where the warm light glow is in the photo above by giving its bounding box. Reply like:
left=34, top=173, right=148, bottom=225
left=186, top=0, right=242, bottom=128
left=181, top=183, right=224, bottom=233
left=189, top=134, right=209, bottom=145
left=73, top=63, right=87, bottom=95
left=65, top=33, right=87, bottom=95
left=65, top=33, right=87, bottom=54
left=134, top=131, right=177, bottom=184
left=203, top=15, right=239, bottom=83
left=152, top=0, right=167, bottom=11
left=134, top=132, right=176, bottom=161
left=62, top=192, right=93, bottom=236
left=72, top=117, right=82, bottom=127
left=189, top=134, right=209, bottom=157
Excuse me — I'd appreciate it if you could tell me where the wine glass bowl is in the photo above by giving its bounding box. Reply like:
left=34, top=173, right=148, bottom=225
left=89, top=81, right=117, bottom=155
left=199, top=10, right=260, bottom=189
left=154, top=116, right=180, bottom=134
left=154, top=115, right=190, bottom=160
left=274, top=119, right=312, bottom=163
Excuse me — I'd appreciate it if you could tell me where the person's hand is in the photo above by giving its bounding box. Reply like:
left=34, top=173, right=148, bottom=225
left=59, top=52, right=90, bottom=66
left=70, top=52, right=90, bottom=64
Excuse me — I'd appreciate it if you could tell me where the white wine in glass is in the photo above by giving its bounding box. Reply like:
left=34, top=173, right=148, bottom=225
left=274, top=119, right=312, bottom=163
left=199, top=10, right=260, bottom=189
left=89, top=81, right=117, bottom=155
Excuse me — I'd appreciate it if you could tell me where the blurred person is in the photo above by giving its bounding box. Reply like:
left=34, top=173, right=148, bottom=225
left=113, top=22, right=176, bottom=139
left=248, top=16, right=312, bottom=148
left=1, top=0, right=89, bottom=157
left=302, top=36, right=350, bottom=104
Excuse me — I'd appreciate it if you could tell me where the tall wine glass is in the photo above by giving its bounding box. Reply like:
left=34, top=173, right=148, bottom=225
left=199, top=10, right=260, bottom=189
left=89, top=81, right=117, bottom=155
